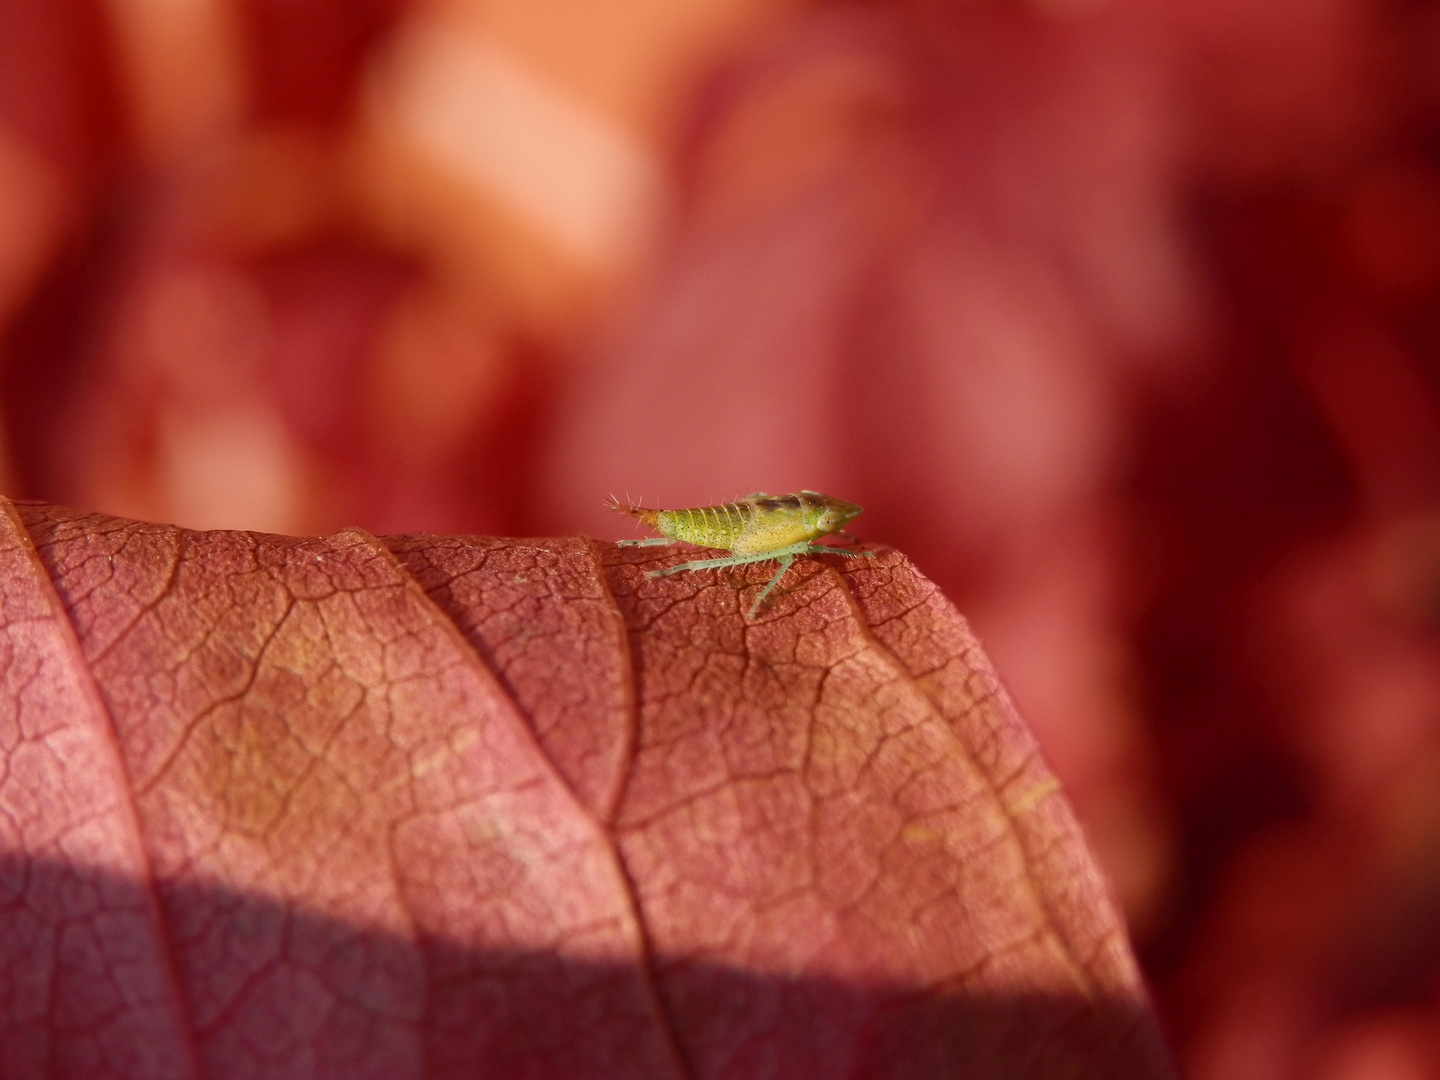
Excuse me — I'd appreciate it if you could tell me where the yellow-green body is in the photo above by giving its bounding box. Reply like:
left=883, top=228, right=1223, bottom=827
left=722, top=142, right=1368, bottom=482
left=652, top=492, right=859, bottom=555
left=609, top=491, right=870, bottom=615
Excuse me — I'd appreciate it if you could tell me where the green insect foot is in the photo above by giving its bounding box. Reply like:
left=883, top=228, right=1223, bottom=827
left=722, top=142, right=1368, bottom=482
left=805, top=545, right=875, bottom=559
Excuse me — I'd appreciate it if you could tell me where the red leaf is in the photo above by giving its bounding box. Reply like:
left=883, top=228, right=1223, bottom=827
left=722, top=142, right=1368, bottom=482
left=0, top=498, right=1172, bottom=1079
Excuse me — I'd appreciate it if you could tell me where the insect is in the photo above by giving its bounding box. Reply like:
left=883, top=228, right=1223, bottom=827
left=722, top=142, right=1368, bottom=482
left=608, top=491, right=874, bottom=615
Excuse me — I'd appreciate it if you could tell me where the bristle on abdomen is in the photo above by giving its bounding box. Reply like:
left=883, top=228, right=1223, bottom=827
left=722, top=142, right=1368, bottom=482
left=605, top=497, right=661, bottom=529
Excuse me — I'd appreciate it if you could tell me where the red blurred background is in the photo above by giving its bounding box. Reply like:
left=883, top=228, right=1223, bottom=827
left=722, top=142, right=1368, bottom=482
left=4, top=0, right=1440, bottom=1075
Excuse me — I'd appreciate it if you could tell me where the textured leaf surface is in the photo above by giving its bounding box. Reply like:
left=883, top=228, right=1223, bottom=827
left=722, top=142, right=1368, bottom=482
left=0, top=499, right=1172, bottom=1079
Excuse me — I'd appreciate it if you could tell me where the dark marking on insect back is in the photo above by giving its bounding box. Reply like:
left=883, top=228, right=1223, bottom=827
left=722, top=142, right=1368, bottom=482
left=754, top=495, right=803, bottom=512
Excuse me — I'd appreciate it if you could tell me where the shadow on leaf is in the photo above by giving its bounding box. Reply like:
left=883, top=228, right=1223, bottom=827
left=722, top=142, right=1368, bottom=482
left=1, top=855, right=1169, bottom=1080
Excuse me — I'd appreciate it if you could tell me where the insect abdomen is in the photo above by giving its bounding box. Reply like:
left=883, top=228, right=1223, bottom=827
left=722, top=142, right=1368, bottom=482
left=657, top=503, right=750, bottom=550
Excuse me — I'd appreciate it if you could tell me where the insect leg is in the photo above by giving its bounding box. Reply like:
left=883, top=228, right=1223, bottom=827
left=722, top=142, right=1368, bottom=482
left=617, top=537, right=675, bottom=547
left=648, top=551, right=776, bottom=577
left=649, top=538, right=816, bottom=577
left=748, top=554, right=795, bottom=615
left=804, top=544, right=875, bottom=558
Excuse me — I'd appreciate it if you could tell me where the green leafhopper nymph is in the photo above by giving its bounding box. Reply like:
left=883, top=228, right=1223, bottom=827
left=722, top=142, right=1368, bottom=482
left=607, top=491, right=873, bottom=615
